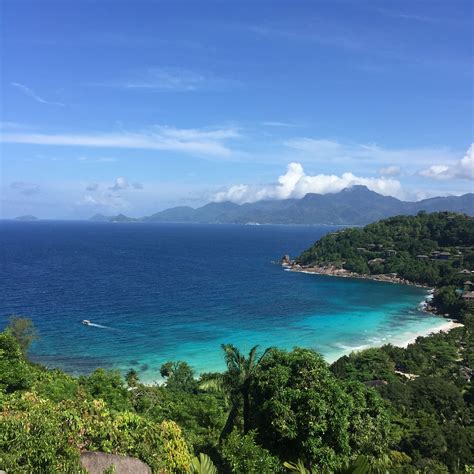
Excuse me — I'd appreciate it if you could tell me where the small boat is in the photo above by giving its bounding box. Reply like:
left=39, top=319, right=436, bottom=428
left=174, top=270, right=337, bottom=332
left=82, top=319, right=91, bottom=325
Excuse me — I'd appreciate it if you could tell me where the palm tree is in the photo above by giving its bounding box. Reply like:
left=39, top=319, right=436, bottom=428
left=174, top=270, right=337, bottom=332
left=200, top=343, right=274, bottom=439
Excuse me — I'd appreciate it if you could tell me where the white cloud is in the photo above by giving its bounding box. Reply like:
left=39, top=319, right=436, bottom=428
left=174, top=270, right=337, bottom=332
left=212, top=162, right=403, bottom=204
left=76, top=193, right=126, bottom=211
left=379, top=166, right=401, bottom=177
left=95, top=67, right=241, bottom=92
left=419, top=144, right=474, bottom=180
left=1, top=125, right=238, bottom=157
left=11, top=82, right=65, bottom=106
left=284, top=138, right=459, bottom=166
left=109, top=177, right=129, bottom=191
left=76, top=177, right=144, bottom=211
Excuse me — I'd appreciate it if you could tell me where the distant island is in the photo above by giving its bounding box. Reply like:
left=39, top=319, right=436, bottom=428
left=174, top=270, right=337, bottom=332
left=90, top=213, right=138, bottom=223
left=15, top=215, right=39, bottom=221
left=90, top=185, right=474, bottom=225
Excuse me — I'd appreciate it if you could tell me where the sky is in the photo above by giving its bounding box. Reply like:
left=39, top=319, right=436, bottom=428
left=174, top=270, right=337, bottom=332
left=1, top=0, right=473, bottom=219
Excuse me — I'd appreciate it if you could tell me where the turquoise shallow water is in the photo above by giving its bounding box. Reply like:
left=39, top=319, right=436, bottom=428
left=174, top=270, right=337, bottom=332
left=0, top=221, right=445, bottom=383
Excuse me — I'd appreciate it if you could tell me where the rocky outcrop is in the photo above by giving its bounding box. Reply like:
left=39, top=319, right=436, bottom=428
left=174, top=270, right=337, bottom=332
left=79, top=452, right=151, bottom=474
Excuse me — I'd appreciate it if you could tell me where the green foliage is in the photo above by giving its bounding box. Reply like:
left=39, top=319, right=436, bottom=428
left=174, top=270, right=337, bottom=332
left=160, top=361, right=198, bottom=393
left=381, top=329, right=462, bottom=378
left=250, top=348, right=392, bottom=471
left=0, top=392, right=83, bottom=473
left=79, top=368, right=131, bottom=411
left=297, top=212, right=474, bottom=290
left=433, top=285, right=469, bottom=316
left=284, top=456, right=380, bottom=474
left=201, top=344, right=274, bottom=439
left=220, top=429, right=282, bottom=473
left=343, top=381, right=392, bottom=458
left=31, top=367, right=80, bottom=402
left=125, top=369, right=139, bottom=388
left=189, top=453, right=218, bottom=474
left=331, top=348, right=397, bottom=383
left=0, top=329, right=32, bottom=393
left=134, top=384, right=227, bottom=452
left=7, top=316, right=38, bottom=354
left=0, top=392, right=192, bottom=473
left=284, top=459, right=318, bottom=473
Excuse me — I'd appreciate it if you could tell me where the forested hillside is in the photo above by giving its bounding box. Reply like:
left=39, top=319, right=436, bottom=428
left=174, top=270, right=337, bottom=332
left=298, top=212, right=474, bottom=289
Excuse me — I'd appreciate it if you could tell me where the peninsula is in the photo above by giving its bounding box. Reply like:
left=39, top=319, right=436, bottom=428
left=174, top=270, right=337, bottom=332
left=285, top=211, right=474, bottom=324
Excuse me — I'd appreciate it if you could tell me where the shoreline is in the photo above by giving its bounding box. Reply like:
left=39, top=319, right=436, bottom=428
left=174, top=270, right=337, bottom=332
left=323, top=319, right=464, bottom=364
left=287, top=263, right=430, bottom=288
left=284, top=263, right=465, bottom=360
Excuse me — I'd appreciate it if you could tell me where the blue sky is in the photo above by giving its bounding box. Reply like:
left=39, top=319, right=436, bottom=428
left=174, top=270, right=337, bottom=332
left=1, top=0, right=472, bottom=218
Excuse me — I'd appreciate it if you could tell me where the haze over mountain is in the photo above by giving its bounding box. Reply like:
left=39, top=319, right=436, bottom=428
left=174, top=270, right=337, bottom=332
left=90, top=186, right=474, bottom=225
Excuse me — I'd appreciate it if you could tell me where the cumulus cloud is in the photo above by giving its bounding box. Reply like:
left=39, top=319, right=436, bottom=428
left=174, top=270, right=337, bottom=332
left=379, top=166, right=401, bottom=177
left=106, top=177, right=144, bottom=191
left=109, top=177, right=129, bottom=191
left=10, top=182, right=41, bottom=195
left=86, top=183, right=99, bottom=191
left=419, top=145, right=474, bottom=180
left=212, top=162, right=403, bottom=204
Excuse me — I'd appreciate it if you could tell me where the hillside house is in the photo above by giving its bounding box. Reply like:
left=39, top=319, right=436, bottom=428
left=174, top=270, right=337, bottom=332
left=464, top=281, right=473, bottom=291
left=462, top=291, right=474, bottom=301
left=437, top=252, right=451, bottom=260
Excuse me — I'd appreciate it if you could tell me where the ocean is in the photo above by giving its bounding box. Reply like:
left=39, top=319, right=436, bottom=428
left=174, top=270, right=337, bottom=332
left=0, top=221, right=446, bottom=383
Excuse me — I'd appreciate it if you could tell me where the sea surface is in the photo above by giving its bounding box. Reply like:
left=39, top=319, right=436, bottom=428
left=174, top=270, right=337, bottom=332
left=0, top=221, right=446, bottom=383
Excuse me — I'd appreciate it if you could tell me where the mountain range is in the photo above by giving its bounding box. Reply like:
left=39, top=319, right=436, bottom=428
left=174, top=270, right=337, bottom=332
left=90, top=186, right=474, bottom=226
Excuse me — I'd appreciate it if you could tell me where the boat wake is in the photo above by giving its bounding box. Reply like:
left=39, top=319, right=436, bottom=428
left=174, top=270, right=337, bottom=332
left=82, top=320, right=115, bottom=330
left=87, top=323, right=110, bottom=329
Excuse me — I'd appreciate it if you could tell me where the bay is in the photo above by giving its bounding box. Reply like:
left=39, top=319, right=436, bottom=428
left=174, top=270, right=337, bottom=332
left=0, top=221, right=445, bottom=382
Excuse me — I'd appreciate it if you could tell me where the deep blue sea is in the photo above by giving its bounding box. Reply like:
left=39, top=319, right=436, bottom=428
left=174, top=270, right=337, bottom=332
left=0, top=221, right=445, bottom=383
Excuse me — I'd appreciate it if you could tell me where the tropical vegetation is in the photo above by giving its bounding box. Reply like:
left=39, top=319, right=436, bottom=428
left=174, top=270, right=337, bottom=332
left=1, top=212, right=473, bottom=472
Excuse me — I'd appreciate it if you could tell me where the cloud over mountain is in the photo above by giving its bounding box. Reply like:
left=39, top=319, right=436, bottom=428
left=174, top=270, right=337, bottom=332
left=212, top=162, right=403, bottom=204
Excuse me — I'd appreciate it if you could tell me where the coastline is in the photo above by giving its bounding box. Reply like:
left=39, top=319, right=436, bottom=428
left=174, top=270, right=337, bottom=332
left=287, top=263, right=430, bottom=288
left=323, top=320, right=464, bottom=364
left=285, top=263, right=465, bottom=361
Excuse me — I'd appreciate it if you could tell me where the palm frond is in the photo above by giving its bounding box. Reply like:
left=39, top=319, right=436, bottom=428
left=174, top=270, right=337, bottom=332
left=189, top=453, right=218, bottom=474
left=247, top=345, right=260, bottom=372
left=198, top=374, right=225, bottom=393
left=257, top=346, right=276, bottom=364
left=221, top=343, right=242, bottom=373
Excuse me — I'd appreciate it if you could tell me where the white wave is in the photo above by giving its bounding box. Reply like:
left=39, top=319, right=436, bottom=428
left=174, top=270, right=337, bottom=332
left=86, top=322, right=114, bottom=330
